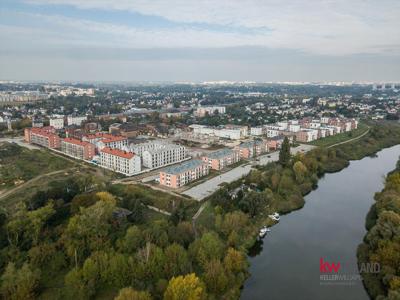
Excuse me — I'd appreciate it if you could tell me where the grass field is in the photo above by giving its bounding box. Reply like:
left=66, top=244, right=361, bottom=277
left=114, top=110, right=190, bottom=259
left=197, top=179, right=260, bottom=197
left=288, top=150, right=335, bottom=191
left=0, top=142, right=75, bottom=190
left=309, top=122, right=369, bottom=147
left=109, top=183, right=201, bottom=216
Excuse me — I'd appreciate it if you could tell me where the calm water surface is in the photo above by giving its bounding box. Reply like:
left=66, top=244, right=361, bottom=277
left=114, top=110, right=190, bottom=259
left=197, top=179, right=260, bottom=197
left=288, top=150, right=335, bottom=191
left=241, top=145, right=400, bottom=300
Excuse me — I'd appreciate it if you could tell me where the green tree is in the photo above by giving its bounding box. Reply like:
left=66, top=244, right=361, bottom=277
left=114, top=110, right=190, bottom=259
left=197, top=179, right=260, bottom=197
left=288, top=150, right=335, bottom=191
left=114, top=287, right=152, bottom=300
left=293, top=161, right=308, bottom=183
left=63, top=195, right=116, bottom=263
left=202, top=259, right=228, bottom=295
left=164, top=273, right=207, bottom=300
left=0, top=263, right=40, bottom=300
left=164, top=243, right=191, bottom=279
left=189, top=232, right=225, bottom=269
left=279, top=137, right=291, bottom=167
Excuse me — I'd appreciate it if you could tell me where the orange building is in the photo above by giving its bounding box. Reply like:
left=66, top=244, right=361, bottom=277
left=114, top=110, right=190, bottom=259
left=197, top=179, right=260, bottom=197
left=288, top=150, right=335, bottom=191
left=24, top=126, right=60, bottom=149
left=202, top=148, right=240, bottom=170
left=159, top=159, right=209, bottom=188
left=61, top=137, right=96, bottom=160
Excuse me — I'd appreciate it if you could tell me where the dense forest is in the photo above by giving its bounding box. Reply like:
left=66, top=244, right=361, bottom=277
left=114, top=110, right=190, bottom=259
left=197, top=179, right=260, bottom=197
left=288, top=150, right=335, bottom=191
left=0, top=122, right=400, bottom=299
left=358, top=157, right=400, bottom=299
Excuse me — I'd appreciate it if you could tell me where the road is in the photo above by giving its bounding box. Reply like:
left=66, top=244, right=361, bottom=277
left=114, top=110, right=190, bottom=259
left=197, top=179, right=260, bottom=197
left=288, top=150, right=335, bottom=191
left=0, top=168, right=76, bottom=203
left=183, top=144, right=315, bottom=201
left=0, top=136, right=40, bottom=150
left=327, top=126, right=370, bottom=148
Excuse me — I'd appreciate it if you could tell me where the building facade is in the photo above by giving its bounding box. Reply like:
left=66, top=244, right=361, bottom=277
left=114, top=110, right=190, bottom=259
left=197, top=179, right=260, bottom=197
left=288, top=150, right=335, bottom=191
left=159, top=160, right=209, bottom=188
left=100, top=147, right=141, bottom=176
left=141, top=143, right=187, bottom=169
left=202, top=148, right=240, bottom=170
left=24, top=126, right=60, bottom=149
left=61, top=138, right=95, bottom=160
left=50, top=117, right=64, bottom=129
left=67, top=115, right=87, bottom=126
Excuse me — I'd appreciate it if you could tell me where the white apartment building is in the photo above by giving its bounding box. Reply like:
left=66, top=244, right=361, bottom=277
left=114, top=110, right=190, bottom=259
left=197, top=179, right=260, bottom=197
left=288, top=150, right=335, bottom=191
left=195, top=106, right=226, bottom=117
left=141, top=143, right=187, bottom=169
left=190, top=124, right=248, bottom=140
left=288, top=124, right=301, bottom=132
left=100, top=147, right=141, bottom=176
left=67, top=115, right=87, bottom=126
left=50, top=117, right=64, bottom=129
left=250, top=127, right=264, bottom=136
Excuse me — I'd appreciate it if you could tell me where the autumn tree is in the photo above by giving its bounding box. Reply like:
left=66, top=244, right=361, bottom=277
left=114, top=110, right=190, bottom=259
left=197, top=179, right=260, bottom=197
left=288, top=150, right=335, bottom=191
left=114, top=287, right=152, bottom=300
left=164, top=273, right=207, bottom=300
left=293, top=161, right=308, bottom=183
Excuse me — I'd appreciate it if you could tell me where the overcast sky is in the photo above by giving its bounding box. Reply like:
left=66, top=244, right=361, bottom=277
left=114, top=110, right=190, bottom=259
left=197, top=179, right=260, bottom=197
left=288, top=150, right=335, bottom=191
left=1, top=0, right=399, bottom=82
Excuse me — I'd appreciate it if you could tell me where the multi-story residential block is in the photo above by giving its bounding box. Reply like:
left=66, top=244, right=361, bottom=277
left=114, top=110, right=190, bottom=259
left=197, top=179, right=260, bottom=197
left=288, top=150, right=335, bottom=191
left=50, top=117, right=64, bottom=129
left=267, top=136, right=284, bottom=150
left=235, top=140, right=267, bottom=159
left=82, top=133, right=128, bottom=152
left=98, top=135, right=129, bottom=150
left=202, top=148, right=240, bottom=170
left=141, top=143, right=187, bottom=169
left=190, top=124, right=248, bottom=140
left=250, top=127, right=264, bottom=136
left=295, top=129, right=319, bottom=142
left=100, top=147, right=141, bottom=176
left=159, top=159, right=209, bottom=188
left=195, top=106, right=226, bottom=117
left=24, top=126, right=60, bottom=149
left=61, top=138, right=95, bottom=160
left=67, top=115, right=87, bottom=126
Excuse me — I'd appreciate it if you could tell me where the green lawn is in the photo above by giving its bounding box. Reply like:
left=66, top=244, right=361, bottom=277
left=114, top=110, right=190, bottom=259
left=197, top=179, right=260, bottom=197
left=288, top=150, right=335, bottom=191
left=309, top=122, right=369, bottom=147
left=0, top=142, right=75, bottom=190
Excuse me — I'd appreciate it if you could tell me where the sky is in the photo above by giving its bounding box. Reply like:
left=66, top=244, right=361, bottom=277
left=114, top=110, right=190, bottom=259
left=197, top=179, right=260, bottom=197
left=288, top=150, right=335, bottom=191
left=0, top=0, right=399, bottom=82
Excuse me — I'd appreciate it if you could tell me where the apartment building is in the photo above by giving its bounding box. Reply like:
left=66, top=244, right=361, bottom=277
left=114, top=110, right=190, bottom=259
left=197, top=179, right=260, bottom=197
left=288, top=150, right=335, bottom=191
left=159, top=159, right=209, bottom=188
left=82, top=132, right=128, bottom=152
left=61, top=138, right=95, bottom=160
left=202, top=148, right=240, bottom=170
left=190, top=124, right=248, bottom=140
left=141, top=143, right=187, bottom=169
left=250, top=127, right=264, bottom=136
left=67, top=115, right=87, bottom=126
left=24, top=126, right=60, bottom=149
left=267, top=136, right=284, bottom=151
left=99, top=135, right=128, bottom=150
left=50, top=117, right=64, bottom=129
left=295, top=129, right=319, bottom=143
left=100, top=147, right=141, bottom=176
left=195, top=106, right=226, bottom=117
left=235, top=140, right=267, bottom=159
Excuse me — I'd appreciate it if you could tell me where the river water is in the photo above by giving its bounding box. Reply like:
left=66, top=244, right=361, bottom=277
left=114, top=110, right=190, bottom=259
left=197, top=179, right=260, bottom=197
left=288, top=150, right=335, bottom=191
left=241, top=145, right=400, bottom=300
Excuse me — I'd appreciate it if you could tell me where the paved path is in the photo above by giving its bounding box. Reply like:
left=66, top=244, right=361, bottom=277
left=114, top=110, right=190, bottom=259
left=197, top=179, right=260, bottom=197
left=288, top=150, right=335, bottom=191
left=327, top=126, right=370, bottom=148
left=0, top=168, right=76, bottom=202
left=183, top=144, right=315, bottom=201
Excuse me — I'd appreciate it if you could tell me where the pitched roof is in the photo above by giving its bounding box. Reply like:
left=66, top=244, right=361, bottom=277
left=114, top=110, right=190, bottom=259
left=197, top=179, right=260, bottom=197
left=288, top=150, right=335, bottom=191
left=161, top=159, right=205, bottom=175
left=206, top=148, right=236, bottom=159
left=101, top=147, right=134, bottom=159
left=62, top=137, right=91, bottom=147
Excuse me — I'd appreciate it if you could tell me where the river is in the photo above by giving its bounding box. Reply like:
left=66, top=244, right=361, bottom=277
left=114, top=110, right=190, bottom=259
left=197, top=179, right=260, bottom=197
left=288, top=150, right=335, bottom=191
left=241, top=144, right=400, bottom=300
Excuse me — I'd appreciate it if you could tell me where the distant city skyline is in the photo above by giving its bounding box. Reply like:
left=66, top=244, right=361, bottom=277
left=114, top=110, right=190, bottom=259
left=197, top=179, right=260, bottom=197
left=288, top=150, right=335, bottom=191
left=1, top=0, right=399, bottom=81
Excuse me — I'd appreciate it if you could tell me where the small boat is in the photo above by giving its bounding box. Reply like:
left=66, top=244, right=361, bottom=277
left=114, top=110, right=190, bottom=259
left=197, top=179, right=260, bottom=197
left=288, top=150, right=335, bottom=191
left=268, top=212, right=280, bottom=221
left=259, top=226, right=271, bottom=238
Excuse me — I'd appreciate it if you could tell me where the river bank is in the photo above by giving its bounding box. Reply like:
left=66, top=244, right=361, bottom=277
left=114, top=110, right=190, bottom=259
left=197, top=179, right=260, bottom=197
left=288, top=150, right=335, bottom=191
left=204, top=121, right=400, bottom=298
left=357, top=156, right=400, bottom=299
